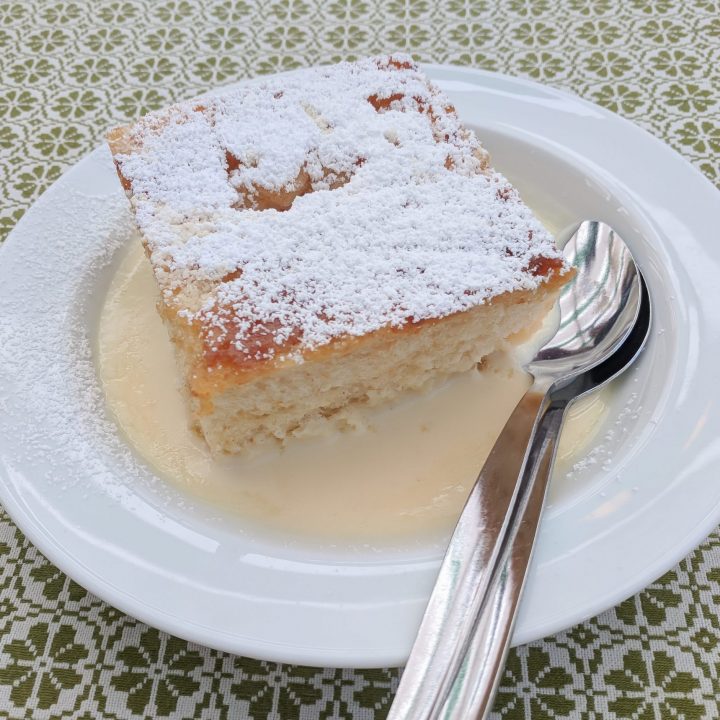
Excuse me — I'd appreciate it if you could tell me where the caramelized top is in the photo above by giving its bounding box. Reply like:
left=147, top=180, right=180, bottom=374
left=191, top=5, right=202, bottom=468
left=108, top=55, right=567, bottom=372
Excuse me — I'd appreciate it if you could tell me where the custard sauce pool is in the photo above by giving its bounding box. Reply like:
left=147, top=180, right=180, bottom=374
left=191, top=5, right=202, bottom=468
left=97, top=240, right=607, bottom=542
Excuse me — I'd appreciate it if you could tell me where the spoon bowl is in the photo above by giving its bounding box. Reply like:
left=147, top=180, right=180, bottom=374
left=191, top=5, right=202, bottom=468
left=530, top=221, right=641, bottom=379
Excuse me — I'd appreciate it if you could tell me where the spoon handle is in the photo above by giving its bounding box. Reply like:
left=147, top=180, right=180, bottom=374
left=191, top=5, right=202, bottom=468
left=388, top=384, right=567, bottom=720
left=445, top=395, right=567, bottom=718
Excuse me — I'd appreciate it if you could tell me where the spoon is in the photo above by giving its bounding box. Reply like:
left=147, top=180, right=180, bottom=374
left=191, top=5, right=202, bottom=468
left=388, top=221, right=651, bottom=720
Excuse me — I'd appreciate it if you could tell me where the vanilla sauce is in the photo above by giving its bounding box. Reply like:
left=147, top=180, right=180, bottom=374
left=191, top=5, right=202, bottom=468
left=97, top=240, right=606, bottom=542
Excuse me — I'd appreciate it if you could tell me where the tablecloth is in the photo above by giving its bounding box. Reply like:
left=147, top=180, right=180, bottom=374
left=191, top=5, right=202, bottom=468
left=1, top=1, right=719, bottom=718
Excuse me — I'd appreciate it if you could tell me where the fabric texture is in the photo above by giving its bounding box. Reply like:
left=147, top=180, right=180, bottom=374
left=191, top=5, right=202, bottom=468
left=1, top=1, right=719, bottom=718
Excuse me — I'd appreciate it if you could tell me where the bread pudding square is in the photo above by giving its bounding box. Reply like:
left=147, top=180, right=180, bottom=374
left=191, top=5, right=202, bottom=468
left=107, top=55, right=571, bottom=455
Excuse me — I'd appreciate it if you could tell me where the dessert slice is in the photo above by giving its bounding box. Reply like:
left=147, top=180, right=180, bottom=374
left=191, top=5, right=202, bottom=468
left=107, top=55, right=571, bottom=455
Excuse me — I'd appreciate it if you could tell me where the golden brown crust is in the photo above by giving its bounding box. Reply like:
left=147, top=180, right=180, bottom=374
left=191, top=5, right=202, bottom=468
left=106, top=125, right=137, bottom=192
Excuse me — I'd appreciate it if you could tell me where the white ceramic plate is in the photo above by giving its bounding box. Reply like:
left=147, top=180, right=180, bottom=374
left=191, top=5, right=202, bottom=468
left=1, top=65, right=720, bottom=668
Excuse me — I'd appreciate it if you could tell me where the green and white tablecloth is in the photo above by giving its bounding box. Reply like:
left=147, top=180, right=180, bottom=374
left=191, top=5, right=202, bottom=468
left=1, top=1, right=719, bottom=718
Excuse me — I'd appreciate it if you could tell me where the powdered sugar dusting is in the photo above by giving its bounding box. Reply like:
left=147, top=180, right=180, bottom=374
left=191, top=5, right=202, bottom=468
left=0, top=185, right=162, bottom=504
left=111, top=55, right=564, bottom=363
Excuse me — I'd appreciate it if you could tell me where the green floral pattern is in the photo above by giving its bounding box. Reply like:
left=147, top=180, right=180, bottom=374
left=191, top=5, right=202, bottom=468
left=1, top=0, right=719, bottom=718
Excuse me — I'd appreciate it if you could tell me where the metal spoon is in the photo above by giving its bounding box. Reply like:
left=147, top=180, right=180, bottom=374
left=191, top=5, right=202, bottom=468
left=388, top=221, right=651, bottom=720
